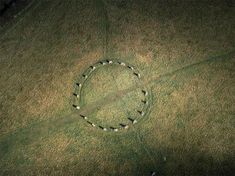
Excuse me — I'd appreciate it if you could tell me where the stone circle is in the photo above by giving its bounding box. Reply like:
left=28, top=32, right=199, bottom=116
left=72, top=59, right=150, bottom=132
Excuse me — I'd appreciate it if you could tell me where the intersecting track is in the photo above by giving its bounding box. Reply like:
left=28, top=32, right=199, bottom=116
left=72, top=59, right=151, bottom=132
left=0, top=51, right=233, bottom=174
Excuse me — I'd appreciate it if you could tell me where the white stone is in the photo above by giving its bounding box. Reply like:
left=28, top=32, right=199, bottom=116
left=76, top=106, right=80, bottom=110
left=120, top=62, right=126, bottom=66
left=114, top=128, right=118, bottom=132
left=133, top=120, right=137, bottom=124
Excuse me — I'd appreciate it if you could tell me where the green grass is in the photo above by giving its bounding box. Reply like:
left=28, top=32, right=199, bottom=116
left=0, top=0, right=234, bottom=175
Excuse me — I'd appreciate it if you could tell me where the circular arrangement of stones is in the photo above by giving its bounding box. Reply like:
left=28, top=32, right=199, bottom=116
left=72, top=59, right=150, bottom=132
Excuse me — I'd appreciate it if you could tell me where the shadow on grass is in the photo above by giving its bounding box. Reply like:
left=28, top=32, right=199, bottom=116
left=137, top=147, right=234, bottom=176
left=1, top=144, right=234, bottom=175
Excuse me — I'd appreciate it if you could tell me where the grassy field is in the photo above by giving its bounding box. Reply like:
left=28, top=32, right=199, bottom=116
left=0, top=0, right=234, bottom=175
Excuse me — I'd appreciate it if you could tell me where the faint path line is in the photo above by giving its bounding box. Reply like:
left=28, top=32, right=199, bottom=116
left=102, top=0, right=109, bottom=57
left=109, top=67, right=131, bottom=120
left=78, top=82, right=136, bottom=116
left=132, top=125, right=158, bottom=166
left=0, top=50, right=234, bottom=138
left=134, top=57, right=235, bottom=170
left=145, top=49, right=235, bottom=86
left=0, top=0, right=42, bottom=41
left=96, top=0, right=109, bottom=58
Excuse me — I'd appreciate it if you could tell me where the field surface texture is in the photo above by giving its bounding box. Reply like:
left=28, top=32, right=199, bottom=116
left=0, top=0, right=235, bottom=175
